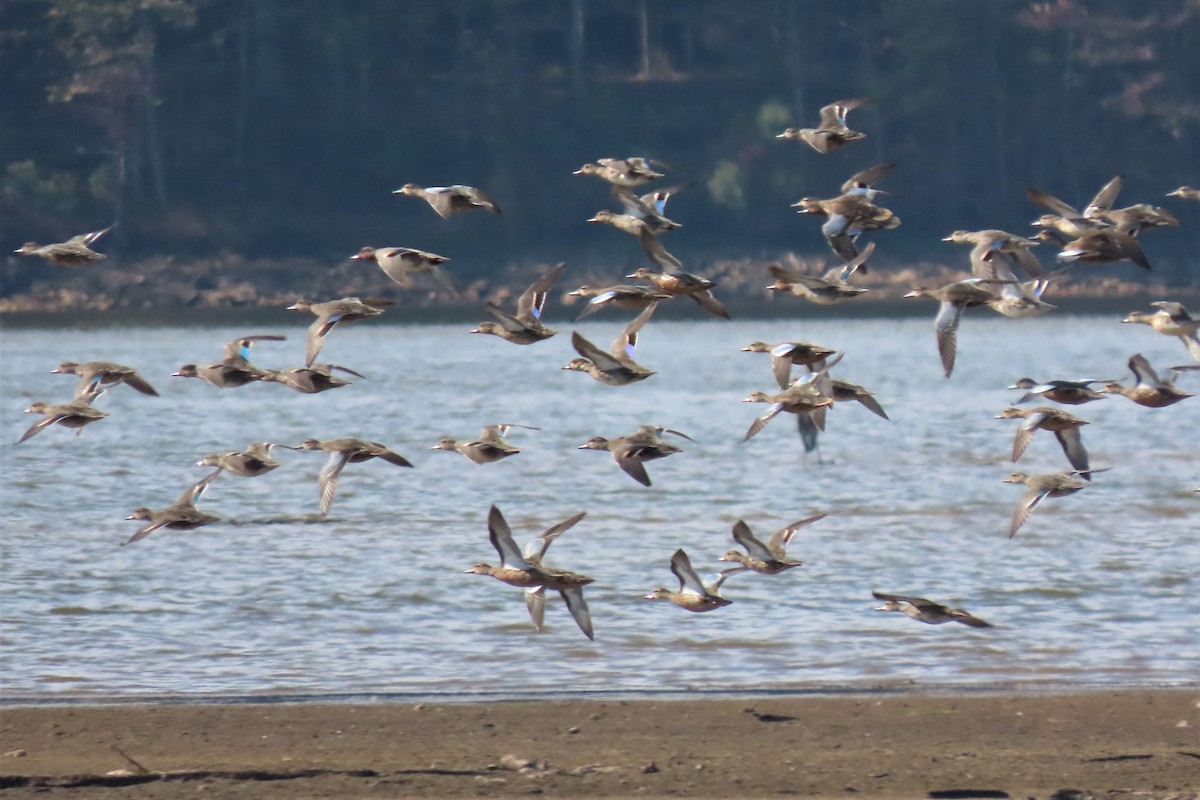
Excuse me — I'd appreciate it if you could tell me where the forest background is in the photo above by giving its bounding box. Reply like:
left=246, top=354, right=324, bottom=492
left=2, top=0, right=1199, bottom=310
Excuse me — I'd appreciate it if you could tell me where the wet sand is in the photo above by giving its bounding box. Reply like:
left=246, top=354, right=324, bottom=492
left=1, top=690, right=1197, bottom=799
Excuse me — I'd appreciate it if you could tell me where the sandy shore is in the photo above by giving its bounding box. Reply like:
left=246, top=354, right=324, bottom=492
left=1, top=690, right=1197, bottom=799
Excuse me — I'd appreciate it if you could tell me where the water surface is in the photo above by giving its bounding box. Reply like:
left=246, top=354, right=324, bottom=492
left=2, top=312, right=1197, bottom=700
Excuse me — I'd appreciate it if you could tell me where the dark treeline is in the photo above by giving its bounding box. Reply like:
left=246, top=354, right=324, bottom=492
left=3, top=0, right=1200, bottom=292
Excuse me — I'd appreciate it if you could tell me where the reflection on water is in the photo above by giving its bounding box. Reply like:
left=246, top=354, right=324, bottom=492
left=1, top=312, right=1198, bottom=700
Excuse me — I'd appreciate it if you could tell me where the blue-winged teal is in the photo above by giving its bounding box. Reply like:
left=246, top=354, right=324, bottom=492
left=944, top=229, right=1043, bottom=279
left=466, top=505, right=593, bottom=639
left=173, top=361, right=266, bottom=388
left=1008, top=378, right=1109, bottom=406
left=742, top=354, right=841, bottom=442
left=1123, top=302, right=1200, bottom=362
left=13, top=224, right=113, bottom=267
left=432, top=424, right=537, bottom=465
left=578, top=425, right=692, bottom=486
left=741, top=340, right=838, bottom=389
left=1027, top=177, right=1122, bottom=240
left=567, top=283, right=670, bottom=319
left=776, top=98, right=870, bottom=154
left=287, top=297, right=390, bottom=368
left=472, top=263, right=564, bottom=344
left=291, top=438, right=413, bottom=516
left=197, top=442, right=283, bottom=478
left=766, top=243, right=873, bottom=306
left=393, top=183, right=501, bottom=217
left=562, top=303, right=657, bottom=385
left=351, top=246, right=458, bottom=294
left=124, top=471, right=220, bottom=546
left=260, top=363, right=364, bottom=393
left=995, top=406, right=1090, bottom=477
left=18, top=396, right=108, bottom=444
left=573, top=157, right=665, bottom=187
left=903, top=279, right=998, bottom=378
left=1002, top=469, right=1096, bottom=539
left=872, top=592, right=993, bottom=628
left=718, top=513, right=827, bottom=574
left=1053, top=229, right=1151, bottom=271
left=627, top=259, right=729, bottom=320
left=1101, top=354, right=1195, bottom=407
left=646, top=549, right=743, bottom=612
left=793, top=193, right=899, bottom=264
left=52, top=360, right=158, bottom=398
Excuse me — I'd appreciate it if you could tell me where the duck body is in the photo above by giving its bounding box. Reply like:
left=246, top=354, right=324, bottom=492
left=51, top=360, right=158, bottom=397
left=292, top=437, right=413, bottom=516
left=718, top=514, right=826, bottom=574
left=14, top=224, right=113, bottom=266
left=578, top=425, right=691, bottom=486
left=776, top=98, right=869, bottom=154
left=1002, top=470, right=1091, bottom=538
left=287, top=297, right=389, bottom=367
left=872, top=592, right=993, bottom=627
left=472, top=263, right=564, bottom=344
left=562, top=303, right=657, bottom=385
left=123, top=471, right=220, bottom=546
left=646, top=549, right=742, bottom=612
left=197, top=442, right=282, bottom=477
left=466, top=505, right=593, bottom=639
left=393, top=183, right=501, bottom=217
left=19, top=398, right=108, bottom=443
left=351, top=246, right=458, bottom=293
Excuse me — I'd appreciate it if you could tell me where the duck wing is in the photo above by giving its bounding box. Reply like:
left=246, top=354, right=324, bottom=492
left=516, top=262, right=566, bottom=322
left=730, top=521, right=774, bottom=562
left=1054, top=428, right=1090, bottom=477
left=638, top=228, right=683, bottom=271
left=742, top=403, right=784, bottom=442
left=669, top=549, right=708, bottom=596
left=524, top=586, right=546, bottom=632
left=1084, top=175, right=1123, bottom=217
left=933, top=301, right=966, bottom=378
left=773, top=512, right=830, bottom=550
left=487, top=505, right=531, bottom=569
left=559, top=586, right=594, bottom=640
left=1010, top=487, right=1052, bottom=539
left=317, top=451, right=352, bottom=516
left=688, top=289, right=731, bottom=320
left=526, top=511, right=588, bottom=562
left=571, top=331, right=624, bottom=372
left=612, top=444, right=654, bottom=486
left=610, top=302, right=657, bottom=361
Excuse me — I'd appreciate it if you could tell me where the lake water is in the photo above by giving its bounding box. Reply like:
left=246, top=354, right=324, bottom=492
left=2, top=309, right=1198, bottom=702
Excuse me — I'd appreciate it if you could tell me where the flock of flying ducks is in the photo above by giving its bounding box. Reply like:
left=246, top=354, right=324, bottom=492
left=12, top=97, right=1200, bottom=640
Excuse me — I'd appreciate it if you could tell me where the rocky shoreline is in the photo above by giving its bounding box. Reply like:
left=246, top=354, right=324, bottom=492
left=2, top=252, right=1197, bottom=316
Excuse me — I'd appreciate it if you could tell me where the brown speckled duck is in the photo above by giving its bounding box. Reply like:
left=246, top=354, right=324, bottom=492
left=872, top=592, right=993, bottom=628
left=718, top=513, right=827, bottom=574
left=994, top=406, right=1090, bottom=477
left=393, top=183, right=501, bottom=217
left=14, top=224, right=113, bottom=267
left=776, top=98, right=869, bottom=154
left=291, top=438, right=414, bottom=516
left=562, top=303, right=657, bottom=385
left=51, top=360, right=158, bottom=398
left=1101, top=354, right=1194, bottom=408
left=646, top=549, right=743, bottom=612
left=471, top=263, right=565, bottom=345
left=465, top=505, right=593, bottom=639
left=124, top=471, right=220, bottom=546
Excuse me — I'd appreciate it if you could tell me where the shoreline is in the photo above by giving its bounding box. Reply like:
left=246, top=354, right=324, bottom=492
left=2, top=689, right=1196, bottom=799
left=4, top=678, right=1199, bottom=709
